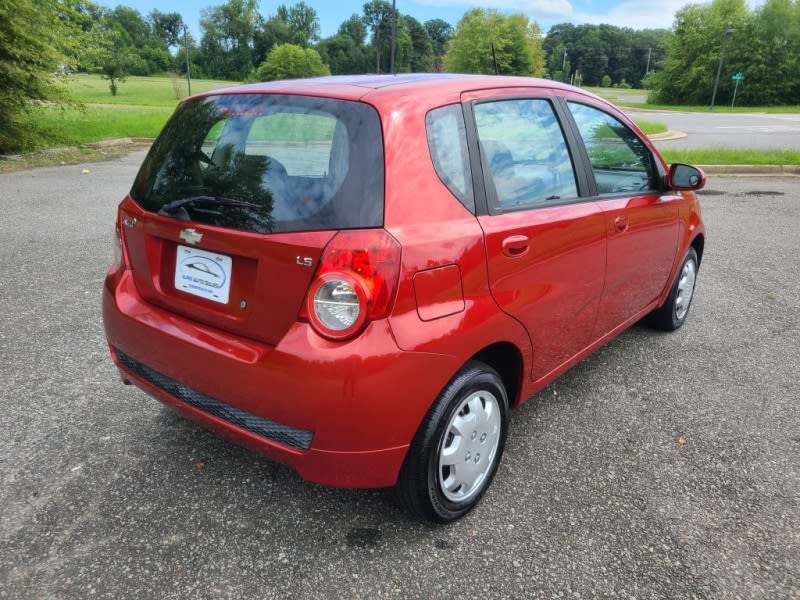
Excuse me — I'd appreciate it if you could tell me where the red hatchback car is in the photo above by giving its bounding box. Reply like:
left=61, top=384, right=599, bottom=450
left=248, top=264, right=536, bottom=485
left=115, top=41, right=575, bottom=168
left=103, top=74, right=705, bottom=522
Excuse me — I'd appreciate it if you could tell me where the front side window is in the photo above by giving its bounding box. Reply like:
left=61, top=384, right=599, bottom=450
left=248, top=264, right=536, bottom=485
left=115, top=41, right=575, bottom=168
left=132, top=94, right=384, bottom=234
left=473, top=98, right=578, bottom=211
left=568, top=102, right=657, bottom=195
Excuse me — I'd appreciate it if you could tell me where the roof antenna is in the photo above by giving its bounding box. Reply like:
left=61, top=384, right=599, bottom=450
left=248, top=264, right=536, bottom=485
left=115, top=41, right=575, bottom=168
left=491, top=43, right=499, bottom=75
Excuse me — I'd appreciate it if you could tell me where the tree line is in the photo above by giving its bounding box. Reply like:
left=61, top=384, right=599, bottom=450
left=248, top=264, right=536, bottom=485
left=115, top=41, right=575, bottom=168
left=1, top=0, right=798, bottom=153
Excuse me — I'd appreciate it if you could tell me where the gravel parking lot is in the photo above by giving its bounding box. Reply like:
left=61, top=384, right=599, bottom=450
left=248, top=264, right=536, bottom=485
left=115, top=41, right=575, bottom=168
left=1, top=154, right=798, bottom=599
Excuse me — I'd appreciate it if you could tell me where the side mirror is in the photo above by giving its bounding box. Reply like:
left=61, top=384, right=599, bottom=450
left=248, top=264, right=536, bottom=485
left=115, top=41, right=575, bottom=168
left=667, top=163, right=706, bottom=191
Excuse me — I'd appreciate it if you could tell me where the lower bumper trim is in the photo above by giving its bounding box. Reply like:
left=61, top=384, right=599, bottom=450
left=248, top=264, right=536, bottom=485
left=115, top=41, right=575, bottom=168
left=114, top=348, right=313, bottom=451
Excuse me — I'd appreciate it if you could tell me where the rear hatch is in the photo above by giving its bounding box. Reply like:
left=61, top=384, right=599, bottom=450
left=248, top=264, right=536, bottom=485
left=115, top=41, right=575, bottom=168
left=121, top=92, right=385, bottom=346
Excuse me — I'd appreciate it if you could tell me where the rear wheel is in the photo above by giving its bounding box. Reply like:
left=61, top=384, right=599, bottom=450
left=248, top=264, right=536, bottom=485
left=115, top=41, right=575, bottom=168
left=396, top=361, right=509, bottom=523
left=648, top=247, right=699, bottom=331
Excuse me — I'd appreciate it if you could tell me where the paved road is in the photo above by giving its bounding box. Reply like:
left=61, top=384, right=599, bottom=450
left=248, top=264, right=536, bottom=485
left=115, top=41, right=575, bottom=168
left=1, top=155, right=799, bottom=598
left=626, top=109, right=800, bottom=150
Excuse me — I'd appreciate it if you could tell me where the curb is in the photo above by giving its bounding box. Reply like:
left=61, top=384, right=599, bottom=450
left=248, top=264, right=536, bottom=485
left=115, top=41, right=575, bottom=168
left=649, top=130, right=688, bottom=141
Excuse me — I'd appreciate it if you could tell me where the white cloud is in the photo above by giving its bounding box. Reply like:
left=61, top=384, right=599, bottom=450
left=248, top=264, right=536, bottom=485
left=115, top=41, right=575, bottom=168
left=570, top=0, right=688, bottom=29
left=415, top=0, right=767, bottom=29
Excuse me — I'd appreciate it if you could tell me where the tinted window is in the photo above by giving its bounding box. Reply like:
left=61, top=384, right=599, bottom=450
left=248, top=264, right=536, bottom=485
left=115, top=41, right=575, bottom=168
left=473, top=99, right=578, bottom=211
left=568, top=102, right=657, bottom=194
left=132, top=94, right=384, bottom=234
left=425, top=104, right=474, bottom=212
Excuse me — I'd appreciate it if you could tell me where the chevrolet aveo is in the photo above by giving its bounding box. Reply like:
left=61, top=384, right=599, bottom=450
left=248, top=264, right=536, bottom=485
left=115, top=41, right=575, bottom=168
left=103, top=74, right=706, bottom=522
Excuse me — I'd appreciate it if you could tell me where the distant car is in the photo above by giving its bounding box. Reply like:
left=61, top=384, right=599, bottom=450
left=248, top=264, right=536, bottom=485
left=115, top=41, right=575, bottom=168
left=103, top=74, right=706, bottom=522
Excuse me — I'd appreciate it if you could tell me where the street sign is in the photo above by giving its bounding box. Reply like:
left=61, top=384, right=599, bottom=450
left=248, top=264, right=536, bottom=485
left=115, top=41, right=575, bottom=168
left=731, top=73, right=745, bottom=107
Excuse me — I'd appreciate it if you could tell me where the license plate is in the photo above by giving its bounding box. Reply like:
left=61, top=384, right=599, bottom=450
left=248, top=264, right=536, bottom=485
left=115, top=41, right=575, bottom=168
left=174, top=245, right=232, bottom=304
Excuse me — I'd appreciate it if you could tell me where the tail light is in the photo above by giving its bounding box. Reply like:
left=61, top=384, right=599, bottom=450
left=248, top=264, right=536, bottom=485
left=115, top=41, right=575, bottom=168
left=112, top=210, right=131, bottom=269
left=301, top=230, right=401, bottom=340
left=112, top=222, right=124, bottom=268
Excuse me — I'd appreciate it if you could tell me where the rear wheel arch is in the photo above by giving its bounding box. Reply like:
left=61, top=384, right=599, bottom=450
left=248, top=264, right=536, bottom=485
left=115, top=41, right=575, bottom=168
left=471, top=342, right=524, bottom=409
left=691, top=233, right=705, bottom=268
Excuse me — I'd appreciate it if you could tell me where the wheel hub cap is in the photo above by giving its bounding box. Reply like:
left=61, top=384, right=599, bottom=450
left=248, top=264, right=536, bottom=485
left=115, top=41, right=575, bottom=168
left=675, top=258, right=697, bottom=320
left=438, top=391, right=501, bottom=502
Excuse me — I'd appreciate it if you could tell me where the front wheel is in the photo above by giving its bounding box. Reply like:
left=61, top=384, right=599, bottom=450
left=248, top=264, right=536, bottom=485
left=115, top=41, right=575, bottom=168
left=395, top=361, right=509, bottom=523
left=648, top=247, right=699, bottom=331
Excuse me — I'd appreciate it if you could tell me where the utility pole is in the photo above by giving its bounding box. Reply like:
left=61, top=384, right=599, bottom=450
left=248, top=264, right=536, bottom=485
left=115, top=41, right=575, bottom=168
left=390, top=0, right=397, bottom=74
left=645, top=47, right=652, bottom=75
left=710, top=28, right=735, bottom=111
left=183, top=26, right=192, bottom=96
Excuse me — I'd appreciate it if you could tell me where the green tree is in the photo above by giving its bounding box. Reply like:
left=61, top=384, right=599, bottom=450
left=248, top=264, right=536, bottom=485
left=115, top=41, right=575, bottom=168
left=255, top=43, right=330, bottom=81
left=340, top=13, right=368, bottom=46
left=648, top=0, right=750, bottom=104
left=732, top=0, right=800, bottom=105
left=363, top=0, right=394, bottom=73
left=425, top=18, right=453, bottom=72
left=444, top=9, right=545, bottom=76
left=198, top=0, right=259, bottom=80
left=546, top=41, right=570, bottom=81
left=284, top=2, right=320, bottom=47
left=318, top=14, right=370, bottom=74
left=402, top=16, right=433, bottom=72
left=149, top=10, right=185, bottom=52
left=254, top=3, right=321, bottom=66
left=543, top=23, right=668, bottom=87
left=0, top=0, right=73, bottom=151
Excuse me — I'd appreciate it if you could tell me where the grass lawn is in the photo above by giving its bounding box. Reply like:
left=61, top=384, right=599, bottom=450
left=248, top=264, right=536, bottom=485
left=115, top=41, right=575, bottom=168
left=11, top=74, right=238, bottom=151
left=637, top=120, right=667, bottom=136
left=65, top=73, right=238, bottom=106
left=33, top=104, right=173, bottom=145
left=661, top=148, right=800, bottom=165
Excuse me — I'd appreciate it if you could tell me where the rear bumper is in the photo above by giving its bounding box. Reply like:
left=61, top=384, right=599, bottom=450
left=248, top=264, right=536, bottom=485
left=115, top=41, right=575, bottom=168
left=103, top=266, right=459, bottom=488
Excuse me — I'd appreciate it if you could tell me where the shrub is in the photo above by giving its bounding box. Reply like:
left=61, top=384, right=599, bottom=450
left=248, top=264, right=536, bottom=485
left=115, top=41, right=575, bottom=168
left=255, top=44, right=330, bottom=82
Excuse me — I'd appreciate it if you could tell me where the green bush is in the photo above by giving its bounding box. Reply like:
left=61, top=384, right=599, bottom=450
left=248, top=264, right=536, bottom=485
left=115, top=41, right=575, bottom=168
left=601, top=75, right=612, bottom=88
left=255, top=44, right=330, bottom=82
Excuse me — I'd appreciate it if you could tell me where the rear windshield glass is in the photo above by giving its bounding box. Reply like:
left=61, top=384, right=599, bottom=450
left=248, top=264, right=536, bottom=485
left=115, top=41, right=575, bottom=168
left=131, top=94, right=384, bottom=234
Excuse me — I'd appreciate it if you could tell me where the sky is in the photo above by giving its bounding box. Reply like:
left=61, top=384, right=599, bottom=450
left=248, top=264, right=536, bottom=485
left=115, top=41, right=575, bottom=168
left=102, top=0, right=759, bottom=40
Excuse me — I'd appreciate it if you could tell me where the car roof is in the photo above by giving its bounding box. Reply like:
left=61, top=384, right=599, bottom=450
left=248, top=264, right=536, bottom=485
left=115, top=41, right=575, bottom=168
left=190, top=73, right=600, bottom=106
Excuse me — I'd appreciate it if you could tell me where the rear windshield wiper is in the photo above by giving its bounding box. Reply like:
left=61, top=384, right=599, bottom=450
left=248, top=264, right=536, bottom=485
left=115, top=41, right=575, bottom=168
left=158, top=195, right=263, bottom=216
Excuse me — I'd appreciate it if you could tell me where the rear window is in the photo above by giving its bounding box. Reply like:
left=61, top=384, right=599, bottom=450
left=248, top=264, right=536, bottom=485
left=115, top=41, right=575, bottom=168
left=131, top=94, right=384, bottom=234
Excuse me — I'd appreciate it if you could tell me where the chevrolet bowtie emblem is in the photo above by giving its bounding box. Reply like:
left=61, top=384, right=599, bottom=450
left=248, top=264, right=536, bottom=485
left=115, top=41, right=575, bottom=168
left=179, top=228, right=203, bottom=245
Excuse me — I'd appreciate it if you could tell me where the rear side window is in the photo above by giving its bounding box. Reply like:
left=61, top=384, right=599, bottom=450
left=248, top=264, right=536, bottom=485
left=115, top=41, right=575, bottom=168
left=132, top=94, right=384, bottom=234
left=567, top=102, right=657, bottom=194
left=473, top=99, right=578, bottom=210
left=425, top=104, right=474, bottom=213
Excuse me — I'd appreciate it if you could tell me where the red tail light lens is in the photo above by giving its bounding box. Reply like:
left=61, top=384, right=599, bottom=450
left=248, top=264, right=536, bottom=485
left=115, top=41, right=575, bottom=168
left=113, top=223, right=123, bottom=268
left=303, top=230, right=401, bottom=340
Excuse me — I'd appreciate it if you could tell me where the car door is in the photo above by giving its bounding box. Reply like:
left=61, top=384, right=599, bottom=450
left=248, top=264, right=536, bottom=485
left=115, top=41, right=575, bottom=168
left=464, top=92, right=607, bottom=382
left=565, top=101, right=680, bottom=338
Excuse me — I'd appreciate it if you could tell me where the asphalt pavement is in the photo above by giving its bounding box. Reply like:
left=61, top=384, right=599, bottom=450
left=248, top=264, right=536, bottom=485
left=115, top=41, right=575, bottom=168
left=626, top=109, right=800, bottom=151
left=1, top=154, right=798, bottom=598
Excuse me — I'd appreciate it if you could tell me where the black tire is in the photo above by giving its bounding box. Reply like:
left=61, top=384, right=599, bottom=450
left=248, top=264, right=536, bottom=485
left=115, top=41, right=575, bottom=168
left=395, top=361, right=509, bottom=523
left=648, top=247, right=699, bottom=331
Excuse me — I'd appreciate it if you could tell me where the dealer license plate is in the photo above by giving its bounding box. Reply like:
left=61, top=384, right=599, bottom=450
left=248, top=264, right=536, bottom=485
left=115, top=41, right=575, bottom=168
left=174, top=245, right=232, bottom=304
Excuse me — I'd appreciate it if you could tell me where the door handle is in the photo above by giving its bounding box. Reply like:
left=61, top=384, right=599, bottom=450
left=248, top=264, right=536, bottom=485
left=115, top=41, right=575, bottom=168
left=614, top=216, right=629, bottom=233
left=502, top=235, right=530, bottom=257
